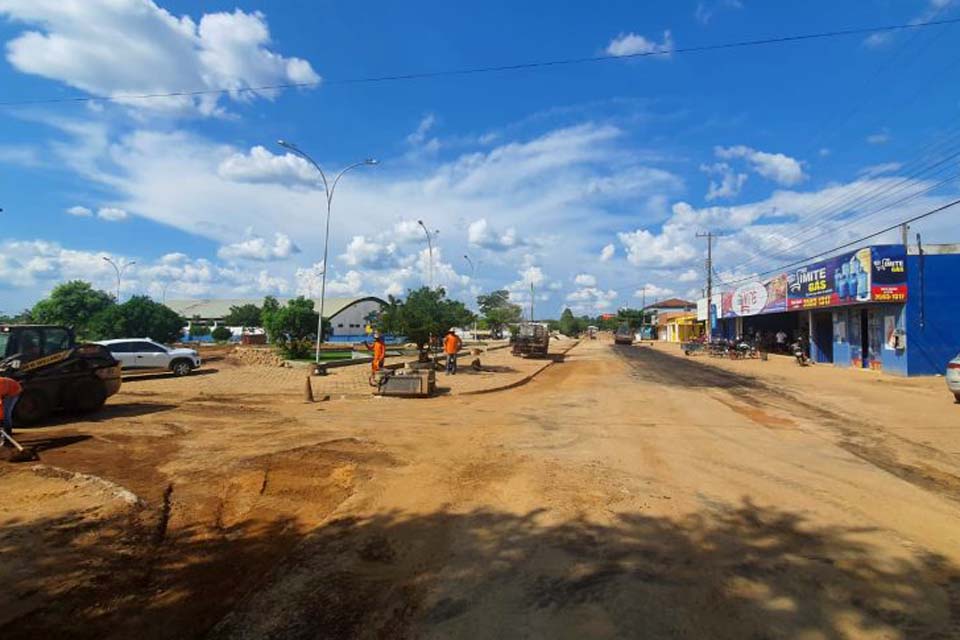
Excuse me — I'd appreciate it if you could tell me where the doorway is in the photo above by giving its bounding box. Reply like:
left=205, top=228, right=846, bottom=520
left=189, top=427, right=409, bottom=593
left=813, top=312, right=834, bottom=363
left=859, top=309, right=869, bottom=369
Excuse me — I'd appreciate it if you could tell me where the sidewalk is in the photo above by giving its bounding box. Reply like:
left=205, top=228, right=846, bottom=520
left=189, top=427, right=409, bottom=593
left=308, top=337, right=579, bottom=398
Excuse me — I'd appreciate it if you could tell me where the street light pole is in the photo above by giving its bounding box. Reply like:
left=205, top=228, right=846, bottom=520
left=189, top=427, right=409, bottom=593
left=463, top=254, right=479, bottom=339
left=417, top=220, right=439, bottom=288
left=277, top=140, right=378, bottom=364
left=102, top=256, right=135, bottom=303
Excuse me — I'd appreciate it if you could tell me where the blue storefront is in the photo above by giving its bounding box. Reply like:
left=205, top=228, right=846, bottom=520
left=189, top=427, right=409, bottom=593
left=708, top=243, right=960, bottom=376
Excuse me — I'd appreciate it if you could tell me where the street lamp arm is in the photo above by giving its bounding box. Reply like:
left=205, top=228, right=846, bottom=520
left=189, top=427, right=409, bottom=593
left=278, top=141, right=330, bottom=197
left=329, top=159, right=376, bottom=203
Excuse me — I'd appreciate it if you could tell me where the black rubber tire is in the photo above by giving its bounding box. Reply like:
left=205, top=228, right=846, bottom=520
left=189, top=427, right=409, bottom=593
left=11, top=388, right=50, bottom=427
left=73, top=379, right=107, bottom=414
left=171, top=359, right=193, bottom=377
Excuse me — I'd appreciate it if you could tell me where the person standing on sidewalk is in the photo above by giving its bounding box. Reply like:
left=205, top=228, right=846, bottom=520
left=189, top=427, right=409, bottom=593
left=0, top=376, right=23, bottom=444
left=367, top=333, right=386, bottom=374
left=443, top=329, right=462, bottom=375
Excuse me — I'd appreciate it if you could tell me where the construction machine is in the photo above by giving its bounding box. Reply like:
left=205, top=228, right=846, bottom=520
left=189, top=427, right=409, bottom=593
left=0, top=325, right=122, bottom=426
left=511, top=322, right=550, bottom=358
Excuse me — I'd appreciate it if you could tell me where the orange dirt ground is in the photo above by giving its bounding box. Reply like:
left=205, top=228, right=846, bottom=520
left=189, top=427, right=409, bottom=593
left=2, top=337, right=959, bottom=639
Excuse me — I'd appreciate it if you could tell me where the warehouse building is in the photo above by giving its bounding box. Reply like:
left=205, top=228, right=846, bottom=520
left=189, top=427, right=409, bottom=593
left=165, top=296, right=387, bottom=343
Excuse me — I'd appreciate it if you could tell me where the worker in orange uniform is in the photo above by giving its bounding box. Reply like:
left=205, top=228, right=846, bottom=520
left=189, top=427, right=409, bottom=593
left=366, top=332, right=386, bottom=375
left=443, top=329, right=462, bottom=375
left=0, top=376, right=23, bottom=444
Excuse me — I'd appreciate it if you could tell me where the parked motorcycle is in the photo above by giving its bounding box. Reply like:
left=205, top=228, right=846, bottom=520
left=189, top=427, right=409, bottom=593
left=791, top=340, right=810, bottom=366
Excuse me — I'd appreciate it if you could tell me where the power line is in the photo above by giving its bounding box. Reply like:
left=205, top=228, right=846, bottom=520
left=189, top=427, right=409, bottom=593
left=1, top=17, right=959, bottom=107
left=723, top=196, right=960, bottom=285
left=730, top=117, right=960, bottom=274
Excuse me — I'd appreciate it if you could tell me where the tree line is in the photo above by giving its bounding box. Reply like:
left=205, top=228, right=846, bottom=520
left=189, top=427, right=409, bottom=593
left=1, top=280, right=651, bottom=354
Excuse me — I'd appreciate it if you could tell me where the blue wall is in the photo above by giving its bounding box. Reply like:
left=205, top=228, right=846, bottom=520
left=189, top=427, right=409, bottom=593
left=906, top=252, right=960, bottom=375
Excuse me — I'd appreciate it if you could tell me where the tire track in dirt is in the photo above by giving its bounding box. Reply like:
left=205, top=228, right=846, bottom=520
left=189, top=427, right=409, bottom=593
left=614, top=346, right=960, bottom=505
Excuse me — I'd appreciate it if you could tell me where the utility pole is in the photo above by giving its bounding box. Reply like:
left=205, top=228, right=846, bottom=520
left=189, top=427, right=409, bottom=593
left=640, top=285, right=647, bottom=340
left=900, top=222, right=910, bottom=247
left=696, top=232, right=715, bottom=340
left=530, top=283, right=535, bottom=322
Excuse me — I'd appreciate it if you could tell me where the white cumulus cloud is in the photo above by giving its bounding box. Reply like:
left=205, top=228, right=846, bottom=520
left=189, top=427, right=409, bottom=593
left=66, top=205, right=92, bottom=217
left=701, top=162, right=748, bottom=201
left=0, top=1, right=320, bottom=116
left=218, top=232, right=300, bottom=261
left=715, top=145, right=806, bottom=186
left=605, top=30, right=674, bottom=58
left=97, top=207, right=128, bottom=221
left=467, top=218, right=522, bottom=252
left=218, top=146, right=318, bottom=186
left=600, top=243, right=616, bottom=262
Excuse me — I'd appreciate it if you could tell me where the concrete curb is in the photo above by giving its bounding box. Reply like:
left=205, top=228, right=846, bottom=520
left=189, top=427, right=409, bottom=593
left=459, top=339, right=581, bottom=396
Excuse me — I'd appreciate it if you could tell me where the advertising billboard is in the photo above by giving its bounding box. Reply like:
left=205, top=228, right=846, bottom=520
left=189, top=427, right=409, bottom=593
left=786, top=247, right=874, bottom=310
left=723, top=274, right=788, bottom=317
left=713, top=245, right=907, bottom=318
left=870, top=245, right=908, bottom=303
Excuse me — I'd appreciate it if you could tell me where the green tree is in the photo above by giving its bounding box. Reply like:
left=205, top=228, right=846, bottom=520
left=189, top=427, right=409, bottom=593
left=189, top=315, right=210, bottom=338
left=381, top=287, right=475, bottom=350
left=262, top=296, right=280, bottom=315
left=477, top=289, right=522, bottom=338
left=559, top=308, right=580, bottom=336
left=89, top=295, right=184, bottom=343
left=262, top=296, right=326, bottom=359
left=0, top=309, right=33, bottom=324
left=211, top=326, right=233, bottom=342
left=222, top=303, right=262, bottom=327
left=30, top=281, right=114, bottom=338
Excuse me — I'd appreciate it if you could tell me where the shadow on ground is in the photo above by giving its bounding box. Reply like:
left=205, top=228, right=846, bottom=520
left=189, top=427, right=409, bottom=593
left=122, top=369, right=220, bottom=383
left=2, top=498, right=957, bottom=639
left=614, top=344, right=766, bottom=391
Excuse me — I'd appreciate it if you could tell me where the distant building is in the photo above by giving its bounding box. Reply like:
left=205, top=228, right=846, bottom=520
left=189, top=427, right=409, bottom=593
left=642, top=298, right=696, bottom=338
left=165, top=296, right=387, bottom=343
left=698, top=243, right=960, bottom=376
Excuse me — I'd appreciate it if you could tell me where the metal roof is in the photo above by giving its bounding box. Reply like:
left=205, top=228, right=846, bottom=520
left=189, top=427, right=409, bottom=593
left=164, top=296, right=386, bottom=320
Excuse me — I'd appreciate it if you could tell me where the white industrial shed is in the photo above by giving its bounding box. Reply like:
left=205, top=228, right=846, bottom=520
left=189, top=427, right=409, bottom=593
left=165, top=296, right=387, bottom=340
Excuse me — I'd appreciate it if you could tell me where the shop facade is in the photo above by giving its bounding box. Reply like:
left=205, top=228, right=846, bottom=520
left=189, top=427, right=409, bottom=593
left=697, top=243, right=960, bottom=376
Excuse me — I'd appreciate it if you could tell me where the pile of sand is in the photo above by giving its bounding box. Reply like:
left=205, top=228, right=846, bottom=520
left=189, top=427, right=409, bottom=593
left=227, top=346, right=289, bottom=367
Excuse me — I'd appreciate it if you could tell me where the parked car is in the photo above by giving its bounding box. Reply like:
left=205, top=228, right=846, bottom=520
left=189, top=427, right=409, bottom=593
left=95, top=339, right=201, bottom=376
left=947, top=353, right=960, bottom=403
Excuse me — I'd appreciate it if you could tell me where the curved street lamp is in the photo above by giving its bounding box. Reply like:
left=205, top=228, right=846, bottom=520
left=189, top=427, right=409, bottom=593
left=102, top=256, right=135, bottom=303
left=277, top=140, right=378, bottom=364
left=417, top=219, right=440, bottom=288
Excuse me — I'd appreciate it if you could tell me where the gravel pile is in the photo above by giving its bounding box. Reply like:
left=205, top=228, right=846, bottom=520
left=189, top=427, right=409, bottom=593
left=227, top=346, right=289, bottom=367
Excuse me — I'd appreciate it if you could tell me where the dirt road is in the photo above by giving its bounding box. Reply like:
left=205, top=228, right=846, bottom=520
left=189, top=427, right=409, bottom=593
left=2, top=338, right=960, bottom=638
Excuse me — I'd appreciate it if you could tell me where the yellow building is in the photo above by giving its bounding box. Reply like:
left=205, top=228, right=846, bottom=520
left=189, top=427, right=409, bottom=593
left=658, top=312, right=702, bottom=343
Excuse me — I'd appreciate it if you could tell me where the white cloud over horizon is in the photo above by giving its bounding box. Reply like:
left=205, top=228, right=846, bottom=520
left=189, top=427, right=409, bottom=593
left=0, top=0, right=320, bottom=116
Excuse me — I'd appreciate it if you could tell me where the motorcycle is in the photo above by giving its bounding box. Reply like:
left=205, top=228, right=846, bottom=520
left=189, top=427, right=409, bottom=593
left=791, top=340, right=810, bottom=366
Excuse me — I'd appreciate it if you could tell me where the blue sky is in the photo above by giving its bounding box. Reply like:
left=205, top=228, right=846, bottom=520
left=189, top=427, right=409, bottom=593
left=1, top=0, right=958, bottom=315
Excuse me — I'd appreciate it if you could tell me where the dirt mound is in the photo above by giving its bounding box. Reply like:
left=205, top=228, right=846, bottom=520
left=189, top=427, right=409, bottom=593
left=227, top=346, right=288, bottom=368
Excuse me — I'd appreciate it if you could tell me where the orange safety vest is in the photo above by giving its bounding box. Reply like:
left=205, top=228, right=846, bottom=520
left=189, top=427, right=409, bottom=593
left=0, top=377, right=23, bottom=420
left=443, top=334, right=461, bottom=355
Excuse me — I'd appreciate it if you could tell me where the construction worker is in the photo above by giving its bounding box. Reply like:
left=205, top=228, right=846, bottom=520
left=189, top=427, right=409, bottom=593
left=0, top=376, right=23, bottom=444
left=365, top=332, right=386, bottom=375
left=443, top=329, right=462, bottom=375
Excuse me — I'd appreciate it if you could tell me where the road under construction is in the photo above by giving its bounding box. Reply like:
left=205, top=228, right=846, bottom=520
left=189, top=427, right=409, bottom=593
left=2, top=337, right=959, bottom=639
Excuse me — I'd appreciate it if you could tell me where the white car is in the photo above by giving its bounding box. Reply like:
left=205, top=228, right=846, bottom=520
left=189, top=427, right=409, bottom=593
left=96, top=339, right=201, bottom=376
left=948, top=352, right=960, bottom=403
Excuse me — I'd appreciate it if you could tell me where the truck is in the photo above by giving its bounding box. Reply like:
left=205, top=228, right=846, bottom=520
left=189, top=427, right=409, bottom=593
left=614, top=322, right=634, bottom=346
left=511, top=322, right=550, bottom=358
left=0, top=325, right=122, bottom=425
